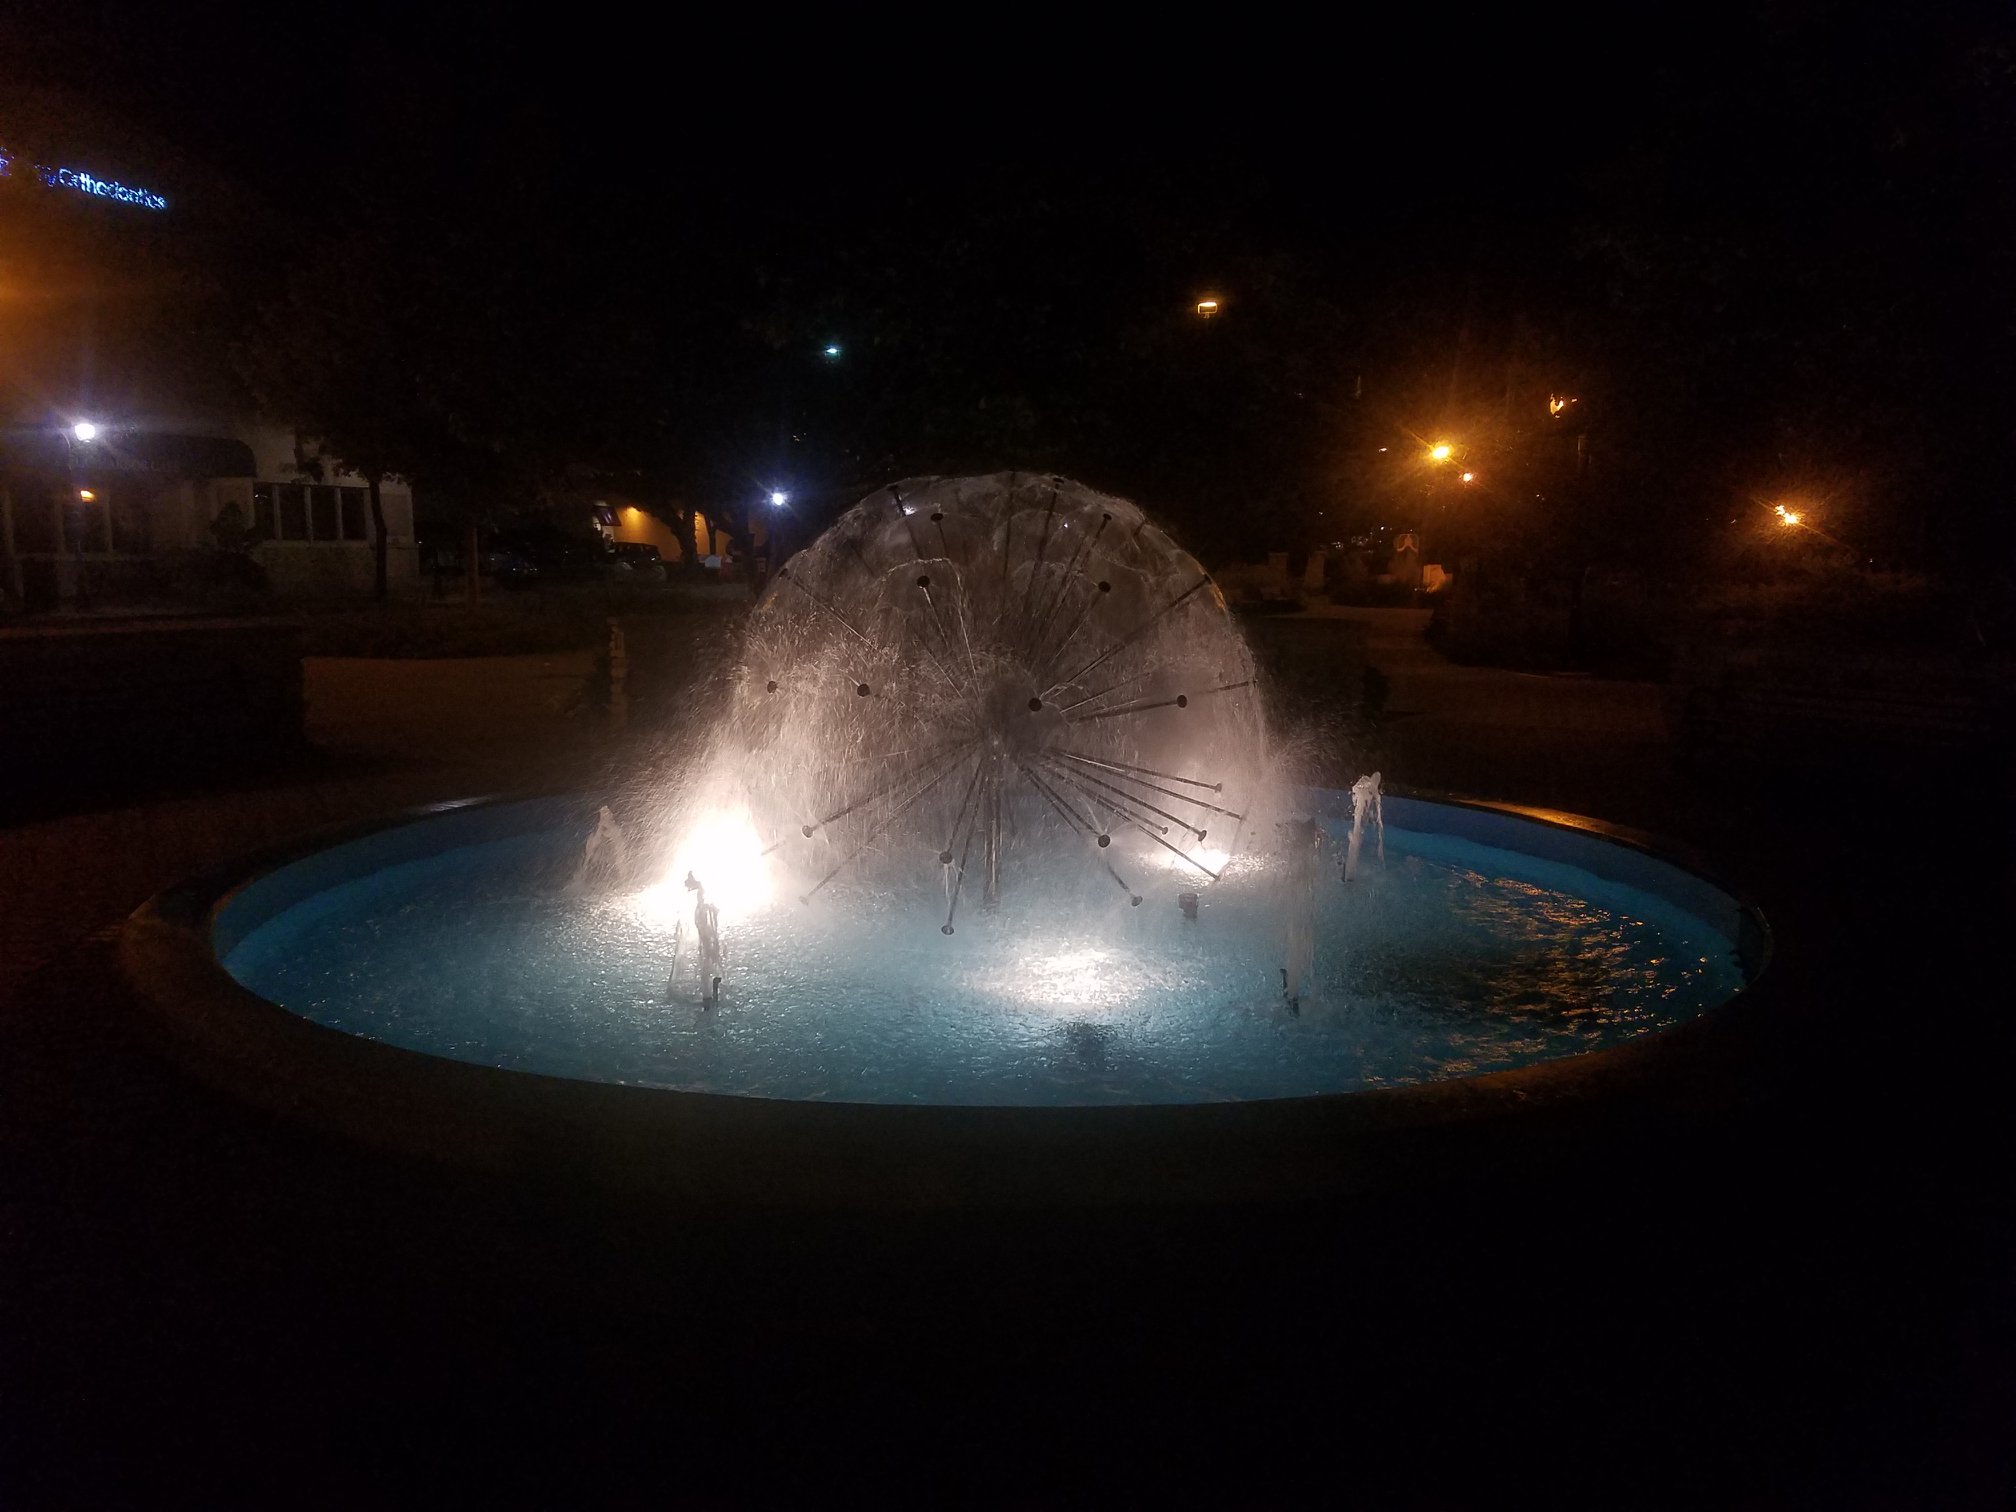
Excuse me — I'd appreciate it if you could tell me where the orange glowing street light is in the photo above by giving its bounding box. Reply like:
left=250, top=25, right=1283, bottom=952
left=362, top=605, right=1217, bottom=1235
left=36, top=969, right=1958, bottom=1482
left=1774, top=503, right=1803, bottom=527
left=1459, top=471, right=1475, bottom=484
left=1426, top=441, right=1454, bottom=463
left=76, top=488, right=96, bottom=502
left=1194, top=295, right=1222, bottom=319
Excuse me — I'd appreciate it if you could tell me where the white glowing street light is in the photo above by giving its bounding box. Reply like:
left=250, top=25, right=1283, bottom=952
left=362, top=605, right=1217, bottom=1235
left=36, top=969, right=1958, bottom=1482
left=61, top=420, right=107, bottom=607
left=769, top=490, right=789, bottom=508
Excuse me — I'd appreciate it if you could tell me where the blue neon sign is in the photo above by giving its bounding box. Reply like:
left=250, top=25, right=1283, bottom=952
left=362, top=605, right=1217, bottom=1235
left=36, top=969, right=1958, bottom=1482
left=0, top=148, right=168, bottom=211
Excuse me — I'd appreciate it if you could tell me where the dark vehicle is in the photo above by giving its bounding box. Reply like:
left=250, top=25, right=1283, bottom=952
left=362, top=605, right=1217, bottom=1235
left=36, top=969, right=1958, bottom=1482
left=483, top=525, right=609, bottom=586
left=488, top=547, right=540, bottom=588
left=606, top=542, right=668, bottom=582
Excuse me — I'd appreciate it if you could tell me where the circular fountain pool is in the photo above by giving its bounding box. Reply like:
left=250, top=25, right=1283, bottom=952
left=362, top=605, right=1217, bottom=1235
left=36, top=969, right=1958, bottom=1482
left=119, top=477, right=1769, bottom=1204
left=124, top=789, right=1767, bottom=1205
left=216, top=790, right=1757, bottom=1103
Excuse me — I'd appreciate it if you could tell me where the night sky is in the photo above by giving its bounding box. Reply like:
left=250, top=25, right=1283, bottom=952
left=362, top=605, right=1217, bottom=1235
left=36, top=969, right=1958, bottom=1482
left=6, top=5, right=2014, bottom=566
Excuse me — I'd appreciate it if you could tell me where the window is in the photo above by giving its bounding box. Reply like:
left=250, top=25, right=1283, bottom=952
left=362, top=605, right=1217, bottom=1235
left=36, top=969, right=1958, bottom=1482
left=253, top=480, right=372, bottom=543
left=277, top=483, right=308, bottom=540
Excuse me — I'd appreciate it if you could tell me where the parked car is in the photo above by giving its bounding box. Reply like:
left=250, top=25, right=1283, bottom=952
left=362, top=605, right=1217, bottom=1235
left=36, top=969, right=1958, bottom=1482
left=483, top=527, right=608, bottom=586
left=488, top=547, right=540, bottom=588
left=606, top=542, right=669, bottom=582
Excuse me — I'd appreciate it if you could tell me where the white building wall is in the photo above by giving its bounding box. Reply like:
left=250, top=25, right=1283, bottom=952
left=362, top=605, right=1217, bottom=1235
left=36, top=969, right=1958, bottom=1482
left=226, top=418, right=419, bottom=594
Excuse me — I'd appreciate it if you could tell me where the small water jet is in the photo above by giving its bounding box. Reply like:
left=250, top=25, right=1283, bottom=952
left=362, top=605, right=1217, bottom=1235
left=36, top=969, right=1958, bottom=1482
left=1345, top=771, right=1384, bottom=883
left=567, top=805, right=631, bottom=894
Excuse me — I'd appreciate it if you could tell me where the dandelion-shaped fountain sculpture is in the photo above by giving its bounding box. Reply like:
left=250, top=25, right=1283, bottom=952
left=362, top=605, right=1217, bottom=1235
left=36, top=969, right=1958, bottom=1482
left=733, top=473, right=1269, bottom=933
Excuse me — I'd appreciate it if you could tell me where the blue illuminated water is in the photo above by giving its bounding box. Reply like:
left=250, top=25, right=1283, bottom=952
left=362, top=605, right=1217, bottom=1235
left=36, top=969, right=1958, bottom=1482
left=223, top=810, right=1748, bottom=1107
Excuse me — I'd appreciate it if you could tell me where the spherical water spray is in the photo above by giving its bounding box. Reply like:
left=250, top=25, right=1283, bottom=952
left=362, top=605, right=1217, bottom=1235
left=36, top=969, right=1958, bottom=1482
left=722, top=473, right=1269, bottom=931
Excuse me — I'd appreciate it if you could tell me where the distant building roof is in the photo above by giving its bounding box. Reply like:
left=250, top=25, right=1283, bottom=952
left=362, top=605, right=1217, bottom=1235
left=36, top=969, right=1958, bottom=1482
left=0, top=427, right=256, bottom=478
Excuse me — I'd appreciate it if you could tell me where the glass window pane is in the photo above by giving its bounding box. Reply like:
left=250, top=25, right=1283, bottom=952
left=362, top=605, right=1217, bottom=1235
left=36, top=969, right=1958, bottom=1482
left=253, top=483, right=275, bottom=540
left=310, top=485, right=339, bottom=542
left=278, top=484, right=308, bottom=540
left=340, top=487, right=368, bottom=541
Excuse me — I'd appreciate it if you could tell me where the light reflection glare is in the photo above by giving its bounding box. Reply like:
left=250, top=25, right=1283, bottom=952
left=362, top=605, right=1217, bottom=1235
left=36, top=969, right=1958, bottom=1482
left=631, top=806, right=776, bottom=929
left=1006, top=946, right=1120, bottom=1009
left=1148, top=844, right=1231, bottom=876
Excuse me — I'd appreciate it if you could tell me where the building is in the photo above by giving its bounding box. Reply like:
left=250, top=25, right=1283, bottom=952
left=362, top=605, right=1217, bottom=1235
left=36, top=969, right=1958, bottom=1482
left=591, top=498, right=752, bottom=567
left=1, top=417, right=418, bottom=610
left=3, top=125, right=420, bottom=609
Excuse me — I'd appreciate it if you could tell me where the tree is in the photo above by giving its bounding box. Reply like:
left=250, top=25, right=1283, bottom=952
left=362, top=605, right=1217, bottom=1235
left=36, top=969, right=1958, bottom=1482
left=239, top=230, right=416, bottom=600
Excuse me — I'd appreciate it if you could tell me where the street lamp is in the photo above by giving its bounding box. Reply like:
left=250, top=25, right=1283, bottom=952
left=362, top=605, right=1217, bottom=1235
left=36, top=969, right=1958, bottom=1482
left=1426, top=441, right=1454, bottom=463
left=1194, top=295, right=1222, bottom=319
left=769, top=490, right=789, bottom=508
left=62, top=420, right=111, bottom=608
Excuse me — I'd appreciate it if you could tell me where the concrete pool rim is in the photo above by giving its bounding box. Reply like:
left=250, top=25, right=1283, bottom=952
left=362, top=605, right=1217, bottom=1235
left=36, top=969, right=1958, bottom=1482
left=119, top=788, right=1774, bottom=1210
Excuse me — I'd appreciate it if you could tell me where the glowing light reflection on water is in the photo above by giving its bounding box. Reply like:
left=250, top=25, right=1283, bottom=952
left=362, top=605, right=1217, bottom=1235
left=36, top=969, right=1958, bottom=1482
left=226, top=825, right=1744, bottom=1107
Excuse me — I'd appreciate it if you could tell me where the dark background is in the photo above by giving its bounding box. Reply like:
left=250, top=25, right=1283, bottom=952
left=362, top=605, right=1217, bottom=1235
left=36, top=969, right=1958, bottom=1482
left=5, top=10, right=2016, bottom=1507
left=6, top=4, right=2014, bottom=579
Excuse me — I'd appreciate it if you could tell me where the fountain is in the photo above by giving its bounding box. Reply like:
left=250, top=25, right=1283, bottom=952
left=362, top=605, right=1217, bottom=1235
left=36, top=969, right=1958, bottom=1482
left=122, top=474, right=1769, bottom=1205
left=726, top=472, right=1265, bottom=928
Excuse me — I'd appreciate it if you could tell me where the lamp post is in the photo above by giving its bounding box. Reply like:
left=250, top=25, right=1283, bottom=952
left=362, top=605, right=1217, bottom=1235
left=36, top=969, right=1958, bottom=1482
left=1410, top=439, right=1466, bottom=579
left=766, top=489, right=790, bottom=570
left=65, top=420, right=104, bottom=610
